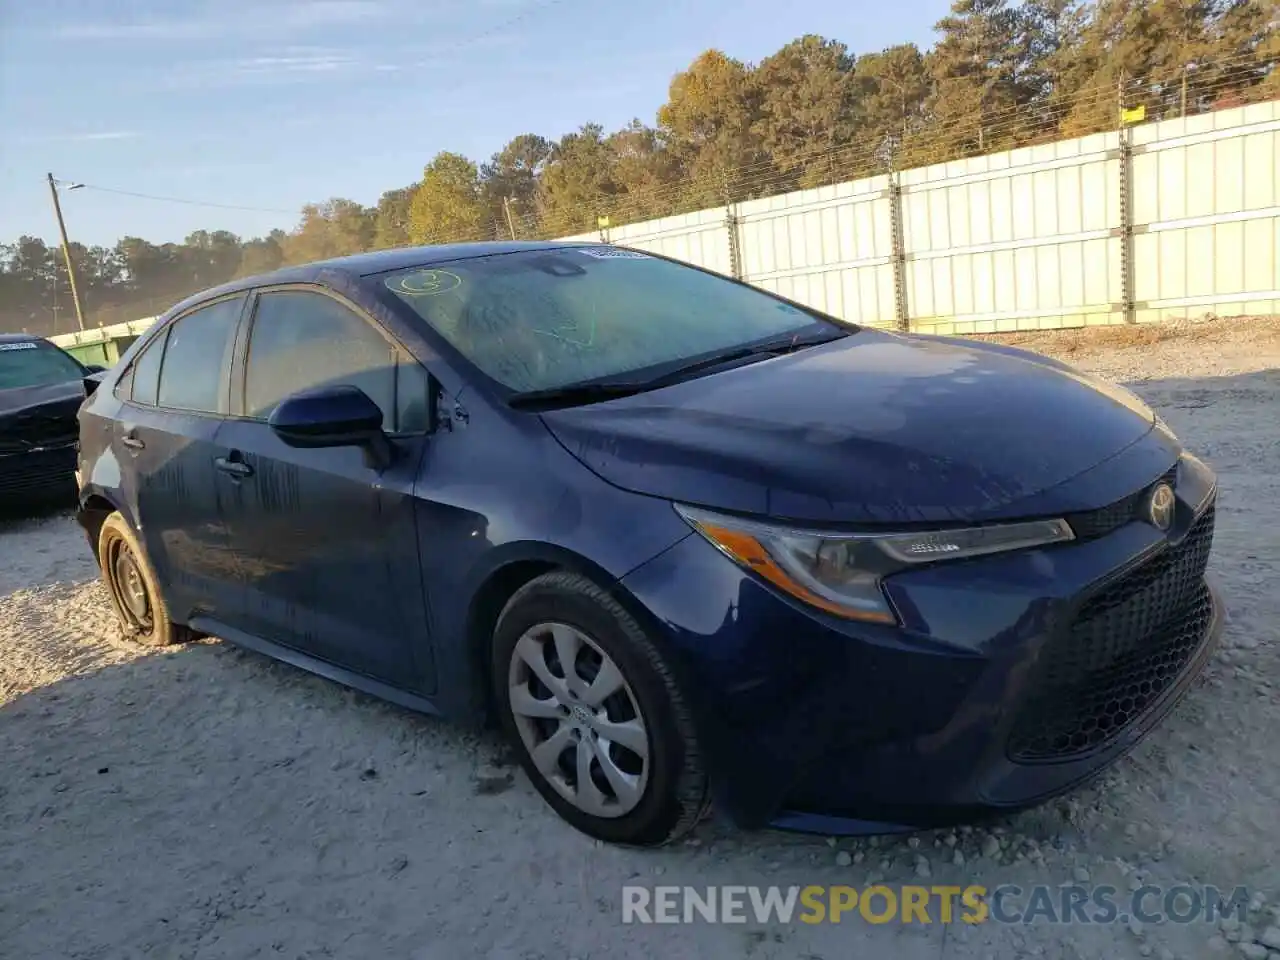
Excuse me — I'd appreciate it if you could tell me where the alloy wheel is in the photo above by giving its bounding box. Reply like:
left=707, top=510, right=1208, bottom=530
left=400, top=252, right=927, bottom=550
left=507, top=622, right=650, bottom=818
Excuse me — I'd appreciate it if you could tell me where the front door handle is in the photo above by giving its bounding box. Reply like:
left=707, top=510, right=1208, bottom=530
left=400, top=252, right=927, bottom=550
left=214, top=456, right=253, bottom=479
left=121, top=433, right=144, bottom=451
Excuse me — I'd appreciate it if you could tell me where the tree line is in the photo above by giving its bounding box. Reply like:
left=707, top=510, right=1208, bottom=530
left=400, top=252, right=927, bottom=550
left=4, top=0, right=1276, bottom=336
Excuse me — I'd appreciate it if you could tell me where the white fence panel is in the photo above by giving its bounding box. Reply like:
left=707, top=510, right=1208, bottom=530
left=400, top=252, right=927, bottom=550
left=899, top=132, right=1122, bottom=335
left=1130, top=100, right=1280, bottom=321
left=609, top=207, right=732, bottom=276
left=550, top=101, right=1279, bottom=334
left=736, top=176, right=896, bottom=327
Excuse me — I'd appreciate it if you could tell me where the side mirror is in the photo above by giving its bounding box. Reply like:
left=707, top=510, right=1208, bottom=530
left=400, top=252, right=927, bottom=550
left=82, top=368, right=109, bottom=398
left=268, top=384, right=394, bottom=469
left=83, top=363, right=108, bottom=374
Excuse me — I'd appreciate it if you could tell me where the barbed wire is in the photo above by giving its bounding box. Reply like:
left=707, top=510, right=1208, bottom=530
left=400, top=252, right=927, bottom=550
left=419, top=49, right=1279, bottom=246
left=69, top=183, right=296, bottom=215
left=28, top=48, right=1280, bottom=258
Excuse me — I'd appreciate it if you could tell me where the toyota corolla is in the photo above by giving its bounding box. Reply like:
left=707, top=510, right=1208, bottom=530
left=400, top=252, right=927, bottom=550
left=75, top=241, right=1222, bottom=846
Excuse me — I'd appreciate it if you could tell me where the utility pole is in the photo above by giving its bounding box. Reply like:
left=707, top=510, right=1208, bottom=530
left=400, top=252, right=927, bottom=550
left=46, top=173, right=86, bottom=331
left=502, top=197, right=518, bottom=241
left=1181, top=63, right=1196, bottom=118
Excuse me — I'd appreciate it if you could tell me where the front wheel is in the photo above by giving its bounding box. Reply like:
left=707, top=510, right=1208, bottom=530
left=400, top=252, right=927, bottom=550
left=492, top=571, right=709, bottom=846
left=97, top=511, right=195, bottom=647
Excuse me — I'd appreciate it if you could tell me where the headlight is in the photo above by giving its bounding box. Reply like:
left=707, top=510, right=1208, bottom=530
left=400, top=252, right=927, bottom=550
left=675, top=504, right=1075, bottom=624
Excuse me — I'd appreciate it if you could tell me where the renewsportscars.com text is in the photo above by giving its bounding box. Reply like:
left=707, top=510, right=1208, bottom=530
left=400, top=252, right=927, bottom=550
left=621, top=884, right=1250, bottom=926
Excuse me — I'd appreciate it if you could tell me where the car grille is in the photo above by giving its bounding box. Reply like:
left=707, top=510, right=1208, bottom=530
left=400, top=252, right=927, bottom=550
left=1006, top=504, right=1216, bottom=763
left=1064, top=466, right=1177, bottom=541
left=0, top=413, right=78, bottom=456
left=0, top=445, right=78, bottom=497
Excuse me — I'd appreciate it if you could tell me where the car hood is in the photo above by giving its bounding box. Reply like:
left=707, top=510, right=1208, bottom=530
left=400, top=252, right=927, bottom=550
left=539, top=330, right=1164, bottom=525
left=0, top=379, right=84, bottom=419
left=0, top=381, right=83, bottom=430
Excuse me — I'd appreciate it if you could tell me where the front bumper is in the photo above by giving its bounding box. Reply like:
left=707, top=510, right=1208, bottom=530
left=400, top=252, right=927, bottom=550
left=0, top=442, right=78, bottom=505
left=620, top=452, right=1222, bottom=834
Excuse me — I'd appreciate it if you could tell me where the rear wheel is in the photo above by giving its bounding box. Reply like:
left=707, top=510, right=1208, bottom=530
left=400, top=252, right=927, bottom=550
left=97, top=512, right=194, bottom=647
left=492, top=571, right=709, bottom=846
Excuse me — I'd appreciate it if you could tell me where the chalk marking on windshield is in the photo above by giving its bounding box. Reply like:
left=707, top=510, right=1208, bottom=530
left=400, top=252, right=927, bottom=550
left=531, top=290, right=601, bottom=347
left=0, top=342, right=40, bottom=352
left=388, top=270, right=463, bottom=297
left=533, top=326, right=594, bottom=347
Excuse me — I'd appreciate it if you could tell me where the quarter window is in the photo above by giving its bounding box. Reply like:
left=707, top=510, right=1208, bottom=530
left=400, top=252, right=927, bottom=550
left=128, top=329, right=167, bottom=406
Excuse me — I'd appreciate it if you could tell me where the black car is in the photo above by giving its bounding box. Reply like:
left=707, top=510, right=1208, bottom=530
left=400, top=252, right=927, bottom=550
left=0, top=334, right=102, bottom=509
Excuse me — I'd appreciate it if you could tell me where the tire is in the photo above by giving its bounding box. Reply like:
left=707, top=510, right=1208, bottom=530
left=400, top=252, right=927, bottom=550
left=97, top=511, right=195, bottom=647
left=492, top=571, right=709, bottom=846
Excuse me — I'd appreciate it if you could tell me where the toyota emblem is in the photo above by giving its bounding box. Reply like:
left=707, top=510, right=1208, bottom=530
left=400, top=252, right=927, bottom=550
left=1145, top=482, right=1176, bottom=531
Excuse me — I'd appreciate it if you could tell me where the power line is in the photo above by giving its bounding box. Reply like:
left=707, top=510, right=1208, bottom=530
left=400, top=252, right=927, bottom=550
left=455, top=0, right=574, bottom=49
left=56, top=0, right=587, bottom=221
left=70, top=183, right=296, bottom=214
left=55, top=47, right=1279, bottom=242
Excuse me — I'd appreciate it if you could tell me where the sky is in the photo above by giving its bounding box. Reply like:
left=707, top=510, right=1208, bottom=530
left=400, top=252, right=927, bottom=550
left=1, top=0, right=951, bottom=248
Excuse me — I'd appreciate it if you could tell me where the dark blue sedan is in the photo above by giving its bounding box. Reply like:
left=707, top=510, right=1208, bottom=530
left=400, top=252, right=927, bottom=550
left=75, top=241, right=1222, bottom=846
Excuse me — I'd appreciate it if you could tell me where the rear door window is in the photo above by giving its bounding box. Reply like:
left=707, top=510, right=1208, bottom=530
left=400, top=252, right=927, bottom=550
left=155, top=297, right=244, bottom=414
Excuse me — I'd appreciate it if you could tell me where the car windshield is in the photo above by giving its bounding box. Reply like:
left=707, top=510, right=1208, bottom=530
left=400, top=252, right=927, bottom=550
left=0, top=341, right=84, bottom=390
left=377, top=247, right=840, bottom=393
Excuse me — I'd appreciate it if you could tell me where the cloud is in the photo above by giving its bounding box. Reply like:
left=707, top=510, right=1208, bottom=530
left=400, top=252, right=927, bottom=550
left=16, top=131, right=141, bottom=144
left=159, top=48, right=374, bottom=88
left=54, top=0, right=542, bottom=90
left=54, top=1, right=389, bottom=42
left=74, top=131, right=141, bottom=141
left=234, top=53, right=356, bottom=74
left=277, top=1, right=387, bottom=28
left=153, top=29, right=529, bottom=89
left=167, top=161, right=276, bottom=177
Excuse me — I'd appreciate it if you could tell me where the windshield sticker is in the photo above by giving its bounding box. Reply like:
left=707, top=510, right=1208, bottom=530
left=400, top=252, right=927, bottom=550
left=387, top=270, right=462, bottom=297
left=574, top=247, right=652, bottom=260
left=0, top=342, right=39, bottom=352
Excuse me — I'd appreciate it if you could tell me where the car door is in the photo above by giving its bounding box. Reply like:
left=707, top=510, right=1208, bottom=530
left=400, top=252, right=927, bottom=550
left=213, top=285, right=435, bottom=690
left=112, top=295, right=246, bottom=622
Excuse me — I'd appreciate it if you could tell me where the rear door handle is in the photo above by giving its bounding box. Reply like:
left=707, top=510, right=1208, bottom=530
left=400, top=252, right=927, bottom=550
left=214, top=456, right=253, bottom=479
left=121, top=432, right=144, bottom=451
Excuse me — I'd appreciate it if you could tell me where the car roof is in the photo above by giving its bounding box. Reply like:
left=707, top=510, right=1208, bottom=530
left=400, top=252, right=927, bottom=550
left=165, top=240, right=591, bottom=317
left=0, top=332, right=45, bottom=344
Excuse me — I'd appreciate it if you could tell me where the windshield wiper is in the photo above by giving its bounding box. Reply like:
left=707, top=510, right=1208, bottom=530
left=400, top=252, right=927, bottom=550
left=637, top=328, right=849, bottom=388
left=759, top=327, right=851, bottom=354
left=507, top=345, right=771, bottom=409
left=507, top=328, right=851, bottom=410
left=507, top=381, right=650, bottom=410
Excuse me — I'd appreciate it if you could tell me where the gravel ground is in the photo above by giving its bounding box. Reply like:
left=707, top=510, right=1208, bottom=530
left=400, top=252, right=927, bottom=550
left=2, top=317, right=1278, bottom=960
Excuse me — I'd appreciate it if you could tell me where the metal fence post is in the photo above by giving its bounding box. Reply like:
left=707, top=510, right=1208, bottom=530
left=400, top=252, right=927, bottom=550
left=1115, top=70, right=1139, bottom=326
left=725, top=204, right=743, bottom=280
left=716, top=171, right=747, bottom=281
left=1117, top=127, right=1137, bottom=324
left=888, top=171, right=910, bottom=331
left=722, top=170, right=744, bottom=280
